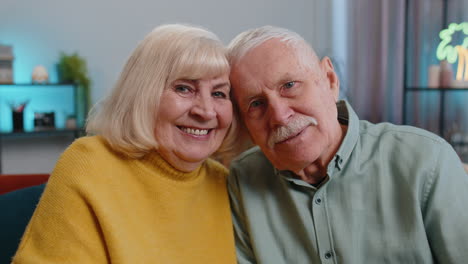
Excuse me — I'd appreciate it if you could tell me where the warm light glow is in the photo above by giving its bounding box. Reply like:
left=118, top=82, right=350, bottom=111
left=456, top=46, right=468, bottom=81
left=436, top=22, right=468, bottom=82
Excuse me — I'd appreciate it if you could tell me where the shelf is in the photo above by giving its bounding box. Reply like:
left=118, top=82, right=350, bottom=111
left=0, top=83, right=76, bottom=87
left=0, top=128, right=85, bottom=138
left=451, top=141, right=468, bottom=147
left=405, top=87, right=468, bottom=91
left=0, top=79, right=85, bottom=174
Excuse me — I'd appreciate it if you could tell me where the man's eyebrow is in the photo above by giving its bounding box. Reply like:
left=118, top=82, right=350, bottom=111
left=242, top=94, right=260, bottom=108
left=277, top=73, right=296, bottom=85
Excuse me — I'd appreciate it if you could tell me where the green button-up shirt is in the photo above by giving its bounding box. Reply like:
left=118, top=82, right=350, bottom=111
left=228, top=101, right=468, bottom=264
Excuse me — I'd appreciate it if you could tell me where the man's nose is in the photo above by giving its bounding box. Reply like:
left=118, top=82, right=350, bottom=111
left=267, top=97, right=293, bottom=127
left=191, top=95, right=216, bottom=120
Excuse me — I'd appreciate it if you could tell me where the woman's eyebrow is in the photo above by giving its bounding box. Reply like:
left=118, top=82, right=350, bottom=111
left=214, top=82, right=230, bottom=89
left=175, top=79, right=197, bottom=84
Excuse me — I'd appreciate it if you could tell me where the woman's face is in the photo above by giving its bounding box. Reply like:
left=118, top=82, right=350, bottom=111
left=154, top=73, right=232, bottom=172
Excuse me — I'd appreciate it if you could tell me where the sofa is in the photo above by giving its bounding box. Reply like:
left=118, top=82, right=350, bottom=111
left=0, top=174, right=48, bottom=263
left=0, top=174, right=49, bottom=195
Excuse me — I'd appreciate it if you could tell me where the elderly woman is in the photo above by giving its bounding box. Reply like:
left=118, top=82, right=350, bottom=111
left=13, top=24, right=237, bottom=263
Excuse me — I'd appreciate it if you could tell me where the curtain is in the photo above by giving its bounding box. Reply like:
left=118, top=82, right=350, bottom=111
left=405, top=0, right=468, bottom=162
left=342, top=0, right=467, bottom=161
left=344, top=0, right=406, bottom=124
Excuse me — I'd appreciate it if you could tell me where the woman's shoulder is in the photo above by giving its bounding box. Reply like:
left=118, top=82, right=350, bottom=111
left=62, top=135, right=123, bottom=161
left=52, top=135, right=124, bottom=180
left=203, top=158, right=229, bottom=178
left=67, top=135, right=112, bottom=153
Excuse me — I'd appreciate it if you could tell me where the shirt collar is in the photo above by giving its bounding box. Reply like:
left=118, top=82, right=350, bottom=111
left=276, top=100, right=360, bottom=184
left=328, top=100, right=360, bottom=174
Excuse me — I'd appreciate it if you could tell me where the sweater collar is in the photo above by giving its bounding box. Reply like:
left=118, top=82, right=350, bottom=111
left=137, top=151, right=204, bottom=182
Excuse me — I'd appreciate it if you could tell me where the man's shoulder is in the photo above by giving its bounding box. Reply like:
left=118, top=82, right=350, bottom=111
left=355, top=120, right=454, bottom=171
left=232, top=146, right=268, bottom=164
left=230, top=146, right=275, bottom=173
left=360, top=120, right=447, bottom=147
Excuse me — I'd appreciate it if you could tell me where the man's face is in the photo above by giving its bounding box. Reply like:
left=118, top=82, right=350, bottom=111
left=230, top=39, right=341, bottom=173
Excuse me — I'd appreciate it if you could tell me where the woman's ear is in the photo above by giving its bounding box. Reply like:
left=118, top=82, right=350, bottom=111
left=320, top=56, right=340, bottom=101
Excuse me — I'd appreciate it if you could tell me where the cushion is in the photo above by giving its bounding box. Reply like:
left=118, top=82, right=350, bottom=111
left=0, top=184, right=46, bottom=263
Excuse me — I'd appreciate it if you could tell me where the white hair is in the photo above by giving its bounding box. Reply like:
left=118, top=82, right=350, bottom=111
left=227, top=25, right=309, bottom=66
left=223, top=26, right=326, bottom=163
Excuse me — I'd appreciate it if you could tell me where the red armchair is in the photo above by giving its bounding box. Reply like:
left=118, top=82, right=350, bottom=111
left=0, top=174, right=50, bottom=195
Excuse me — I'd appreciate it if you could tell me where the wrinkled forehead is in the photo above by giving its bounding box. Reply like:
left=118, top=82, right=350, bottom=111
left=233, top=39, right=318, bottom=74
left=239, top=38, right=317, bottom=66
left=230, top=39, right=319, bottom=96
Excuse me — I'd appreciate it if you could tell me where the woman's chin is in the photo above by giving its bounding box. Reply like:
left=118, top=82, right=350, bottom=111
left=177, top=149, right=214, bottom=164
left=183, top=153, right=212, bottom=164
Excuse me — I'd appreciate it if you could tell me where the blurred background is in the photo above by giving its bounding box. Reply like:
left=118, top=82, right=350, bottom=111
left=0, top=0, right=466, bottom=174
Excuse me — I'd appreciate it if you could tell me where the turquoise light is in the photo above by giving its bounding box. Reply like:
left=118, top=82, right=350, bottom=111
left=0, top=84, right=75, bottom=132
left=1, top=31, right=77, bottom=132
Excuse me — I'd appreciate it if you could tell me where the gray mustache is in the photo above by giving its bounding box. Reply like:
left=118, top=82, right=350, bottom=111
left=267, top=115, right=318, bottom=148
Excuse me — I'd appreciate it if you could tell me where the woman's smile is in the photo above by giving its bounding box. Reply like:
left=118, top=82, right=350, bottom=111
left=178, top=126, right=213, bottom=137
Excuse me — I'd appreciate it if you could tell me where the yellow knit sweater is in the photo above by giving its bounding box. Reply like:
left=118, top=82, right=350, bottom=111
left=13, top=136, right=236, bottom=263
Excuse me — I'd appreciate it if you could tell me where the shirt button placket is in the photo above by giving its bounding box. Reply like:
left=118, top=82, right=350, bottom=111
left=312, top=192, right=335, bottom=263
left=315, top=197, right=322, bottom=205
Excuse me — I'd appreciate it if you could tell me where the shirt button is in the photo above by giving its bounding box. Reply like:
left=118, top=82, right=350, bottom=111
left=325, top=251, right=333, bottom=259
left=315, top=197, right=322, bottom=205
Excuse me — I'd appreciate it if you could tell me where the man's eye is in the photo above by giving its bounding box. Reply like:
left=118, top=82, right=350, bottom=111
left=250, top=100, right=263, bottom=108
left=283, top=81, right=295, bottom=89
left=212, top=91, right=227, bottom=98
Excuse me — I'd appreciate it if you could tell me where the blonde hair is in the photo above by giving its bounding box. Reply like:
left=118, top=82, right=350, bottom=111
left=87, top=24, right=237, bottom=158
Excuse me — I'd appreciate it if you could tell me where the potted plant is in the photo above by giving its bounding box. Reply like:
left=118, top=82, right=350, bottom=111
left=57, top=52, right=91, bottom=126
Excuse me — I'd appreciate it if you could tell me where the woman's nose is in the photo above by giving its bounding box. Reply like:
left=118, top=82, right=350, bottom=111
left=190, top=95, right=216, bottom=120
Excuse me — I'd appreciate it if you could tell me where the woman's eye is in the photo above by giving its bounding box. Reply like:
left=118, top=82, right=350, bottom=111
left=283, top=81, right=295, bottom=89
left=175, top=85, right=191, bottom=93
left=212, top=91, right=227, bottom=98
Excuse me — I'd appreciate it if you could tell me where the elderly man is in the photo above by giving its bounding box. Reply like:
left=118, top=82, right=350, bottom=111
left=227, top=26, right=468, bottom=264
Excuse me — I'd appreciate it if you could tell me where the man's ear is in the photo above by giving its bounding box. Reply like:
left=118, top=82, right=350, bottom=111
left=320, top=56, right=340, bottom=101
